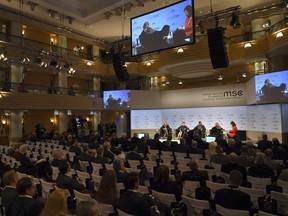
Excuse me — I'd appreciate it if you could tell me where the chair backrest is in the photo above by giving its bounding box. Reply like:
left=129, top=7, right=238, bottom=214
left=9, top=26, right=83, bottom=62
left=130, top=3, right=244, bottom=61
left=91, top=162, right=102, bottom=175
left=216, top=204, right=250, bottom=216
left=51, top=166, right=59, bottom=181
left=182, top=180, right=200, bottom=197
left=73, top=189, right=93, bottom=205
left=54, top=186, right=71, bottom=197
left=258, top=211, right=278, bottom=216
left=210, top=162, right=222, bottom=176
left=189, top=154, right=203, bottom=160
left=271, top=191, right=288, bottom=216
left=78, top=160, right=90, bottom=172
left=117, top=208, right=136, bottom=216
left=197, top=159, right=209, bottom=169
left=239, top=186, right=265, bottom=209
left=76, top=170, right=91, bottom=185
left=40, top=179, right=55, bottom=199
left=181, top=195, right=210, bottom=216
left=91, top=174, right=102, bottom=191
left=247, top=176, right=271, bottom=190
left=152, top=190, right=176, bottom=207
left=138, top=185, right=150, bottom=195
left=96, top=201, right=116, bottom=216
left=277, top=179, right=288, bottom=193
left=105, top=163, right=114, bottom=171
left=127, top=159, right=141, bottom=169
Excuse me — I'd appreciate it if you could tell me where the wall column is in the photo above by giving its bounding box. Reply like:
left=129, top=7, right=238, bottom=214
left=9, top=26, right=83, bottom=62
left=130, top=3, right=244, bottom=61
left=10, top=63, right=23, bottom=89
left=10, top=21, right=22, bottom=44
left=58, top=71, right=67, bottom=94
left=58, top=34, right=67, bottom=55
left=92, top=77, right=100, bottom=91
left=58, top=110, right=68, bottom=134
left=9, top=110, right=23, bottom=141
left=92, top=111, right=101, bottom=131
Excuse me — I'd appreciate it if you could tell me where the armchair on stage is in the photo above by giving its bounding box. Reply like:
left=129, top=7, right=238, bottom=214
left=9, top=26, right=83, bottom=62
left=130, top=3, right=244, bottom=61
left=138, top=25, right=170, bottom=54
left=159, top=122, right=172, bottom=138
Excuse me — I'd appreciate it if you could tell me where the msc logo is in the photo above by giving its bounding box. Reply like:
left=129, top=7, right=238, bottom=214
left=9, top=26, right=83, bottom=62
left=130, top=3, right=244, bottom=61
left=223, top=90, right=243, bottom=97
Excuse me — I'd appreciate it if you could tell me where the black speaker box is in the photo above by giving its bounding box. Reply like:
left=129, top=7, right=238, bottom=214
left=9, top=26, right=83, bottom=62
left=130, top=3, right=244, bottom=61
left=207, top=27, right=229, bottom=69
left=112, top=53, right=129, bottom=81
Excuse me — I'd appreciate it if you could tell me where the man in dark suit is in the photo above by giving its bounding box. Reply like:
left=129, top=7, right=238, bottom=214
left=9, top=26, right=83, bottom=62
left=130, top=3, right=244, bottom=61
left=113, top=158, right=129, bottom=183
left=257, top=134, right=272, bottom=152
left=56, top=160, right=87, bottom=196
left=103, top=141, right=115, bottom=163
left=92, top=146, right=109, bottom=164
left=188, top=140, right=204, bottom=157
left=214, top=170, right=252, bottom=211
left=176, top=159, right=208, bottom=188
left=6, top=177, right=45, bottom=216
left=1, top=170, right=19, bottom=212
left=126, top=144, right=144, bottom=167
left=118, top=172, right=160, bottom=216
left=221, top=152, right=247, bottom=182
left=210, top=145, right=229, bottom=165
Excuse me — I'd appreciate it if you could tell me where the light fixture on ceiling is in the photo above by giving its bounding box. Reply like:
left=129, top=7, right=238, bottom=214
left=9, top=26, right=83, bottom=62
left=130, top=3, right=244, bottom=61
left=276, top=31, right=283, bottom=38
left=67, top=16, right=74, bottom=24
left=178, top=81, right=183, bottom=85
left=244, top=42, right=252, bottom=48
left=146, top=61, right=152, bottom=67
left=28, top=2, right=38, bottom=11
left=40, top=61, right=48, bottom=67
left=86, top=61, right=92, bottom=66
left=0, top=53, right=8, bottom=62
left=230, top=12, right=241, bottom=28
left=68, top=67, right=76, bottom=74
left=242, top=72, right=247, bottom=78
left=104, top=12, right=112, bottom=20
left=177, top=47, right=184, bottom=54
left=114, top=7, right=122, bottom=16
left=48, top=9, right=57, bottom=18
left=166, top=81, right=170, bottom=85
left=20, top=57, right=30, bottom=64
left=218, top=75, right=223, bottom=80
left=0, top=94, right=2, bottom=99
left=262, top=19, right=271, bottom=29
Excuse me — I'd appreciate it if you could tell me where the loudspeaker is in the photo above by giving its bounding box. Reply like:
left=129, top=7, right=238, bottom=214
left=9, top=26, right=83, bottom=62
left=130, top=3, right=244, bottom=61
left=112, top=53, right=129, bottom=81
left=207, top=27, right=229, bottom=69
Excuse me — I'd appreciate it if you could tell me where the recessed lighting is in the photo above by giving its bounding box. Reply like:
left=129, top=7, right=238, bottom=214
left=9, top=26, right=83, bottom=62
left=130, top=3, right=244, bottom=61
left=218, top=75, right=223, bottom=81
left=244, top=42, right=252, bottom=48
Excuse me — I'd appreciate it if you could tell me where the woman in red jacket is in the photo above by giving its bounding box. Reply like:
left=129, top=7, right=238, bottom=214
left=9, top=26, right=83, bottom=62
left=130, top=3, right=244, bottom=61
left=228, top=121, right=238, bottom=138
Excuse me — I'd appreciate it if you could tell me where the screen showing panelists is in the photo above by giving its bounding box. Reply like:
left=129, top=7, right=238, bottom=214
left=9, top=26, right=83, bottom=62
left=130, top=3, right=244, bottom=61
left=255, top=70, right=288, bottom=103
left=103, top=90, right=131, bottom=110
left=130, top=0, right=195, bottom=56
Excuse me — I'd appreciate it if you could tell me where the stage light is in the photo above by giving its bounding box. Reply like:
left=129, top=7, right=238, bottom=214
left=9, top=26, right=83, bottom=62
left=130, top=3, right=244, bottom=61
left=244, top=42, right=252, bottom=48
left=276, top=32, right=283, bottom=38
left=230, top=12, right=241, bottom=28
left=177, top=48, right=184, bottom=54
left=242, top=72, right=247, bottom=78
left=262, top=19, right=271, bottom=28
left=146, top=61, right=152, bottom=67
left=86, top=61, right=92, bottom=66
left=178, top=81, right=183, bottom=85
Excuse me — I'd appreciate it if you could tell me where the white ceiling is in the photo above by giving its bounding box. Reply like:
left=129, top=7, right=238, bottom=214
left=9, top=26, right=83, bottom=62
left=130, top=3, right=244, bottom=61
left=0, top=0, right=281, bottom=43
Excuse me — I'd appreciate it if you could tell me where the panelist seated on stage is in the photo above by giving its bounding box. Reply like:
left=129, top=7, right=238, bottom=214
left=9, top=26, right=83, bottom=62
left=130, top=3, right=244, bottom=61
left=160, top=121, right=171, bottom=138
left=210, top=122, right=223, bottom=137
left=139, top=22, right=170, bottom=53
left=177, top=121, right=189, bottom=138
left=193, top=121, right=206, bottom=138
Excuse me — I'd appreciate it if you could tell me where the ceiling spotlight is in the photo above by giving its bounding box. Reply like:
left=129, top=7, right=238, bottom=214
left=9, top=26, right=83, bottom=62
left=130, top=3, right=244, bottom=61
left=20, top=57, right=30, bottom=64
left=86, top=61, right=92, bottom=66
left=262, top=19, right=271, bottom=28
left=177, top=48, right=184, bottom=54
left=276, top=31, right=283, bottom=38
left=68, top=67, right=76, bottom=74
left=165, top=81, right=170, bottom=85
left=28, top=2, right=38, bottom=11
left=244, top=42, right=252, bottom=48
left=146, top=61, right=152, bottom=67
left=67, top=16, right=74, bottom=24
left=218, top=75, right=223, bottom=81
left=230, top=12, right=241, bottom=28
left=178, top=81, right=183, bottom=85
left=40, top=61, right=48, bottom=67
left=48, top=9, right=57, bottom=18
left=242, top=72, right=247, bottom=78
left=0, top=53, right=8, bottom=61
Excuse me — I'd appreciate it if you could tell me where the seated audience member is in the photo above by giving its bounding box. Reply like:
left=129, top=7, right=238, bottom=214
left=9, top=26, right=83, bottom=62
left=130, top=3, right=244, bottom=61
left=126, top=144, right=144, bottom=167
left=6, top=143, right=19, bottom=158
left=7, top=177, right=45, bottom=216
left=221, top=153, right=247, bottom=182
left=15, top=144, right=42, bottom=177
left=237, top=145, right=254, bottom=168
left=215, top=133, right=228, bottom=150
left=210, top=122, right=223, bottom=137
left=257, top=134, right=272, bottom=152
left=118, top=172, right=160, bottom=216
left=188, top=140, right=204, bottom=157
left=113, top=158, right=129, bottom=183
left=214, top=170, right=252, bottom=211
left=137, top=137, right=149, bottom=157
left=51, top=149, right=65, bottom=167
left=279, top=168, right=288, bottom=182
left=210, top=145, right=229, bottom=165
left=40, top=190, right=68, bottom=216
left=247, top=152, right=274, bottom=178
left=92, top=146, right=109, bottom=165
left=150, top=165, right=182, bottom=203
left=69, top=140, right=82, bottom=157
left=245, top=140, right=257, bottom=157
left=117, top=133, right=130, bottom=151
left=264, top=148, right=281, bottom=173
left=95, top=171, right=118, bottom=206
left=225, top=138, right=240, bottom=156
left=272, top=137, right=287, bottom=161
left=76, top=201, right=98, bottom=216
left=172, top=138, right=188, bottom=155
left=204, top=142, right=217, bottom=161
left=78, top=144, right=94, bottom=162
left=103, top=141, right=115, bottom=162
left=1, top=170, right=19, bottom=211
left=149, top=133, right=162, bottom=151
left=56, top=160, right=86, bottom=196
left=176, top=159, right=208, bottom=188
